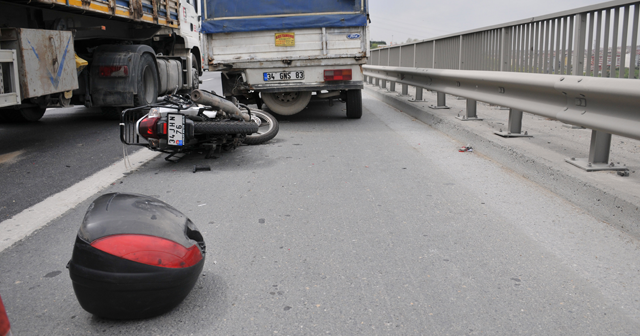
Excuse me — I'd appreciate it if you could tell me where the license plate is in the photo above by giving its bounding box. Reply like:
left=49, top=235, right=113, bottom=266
left=167, top=114, right=185, bottom=146
left=263, top=71, right=304, bottom=81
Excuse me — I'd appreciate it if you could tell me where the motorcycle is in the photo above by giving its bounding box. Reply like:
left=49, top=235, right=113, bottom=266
left=120, top=89, right=279, bottom=161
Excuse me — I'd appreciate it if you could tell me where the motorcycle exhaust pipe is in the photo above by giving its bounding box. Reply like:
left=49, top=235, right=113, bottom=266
left=191, top=90, right=250, bottom=121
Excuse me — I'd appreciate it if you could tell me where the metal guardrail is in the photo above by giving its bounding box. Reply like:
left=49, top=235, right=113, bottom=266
left=365, top=0, right=640, bottom=172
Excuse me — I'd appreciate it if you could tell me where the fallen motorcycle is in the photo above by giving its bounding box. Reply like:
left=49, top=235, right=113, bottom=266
left=120, top=90, right=278, bottom=161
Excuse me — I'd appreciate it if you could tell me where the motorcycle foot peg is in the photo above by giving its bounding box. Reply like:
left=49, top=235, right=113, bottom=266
left=193, top=165, right=211, bottom=173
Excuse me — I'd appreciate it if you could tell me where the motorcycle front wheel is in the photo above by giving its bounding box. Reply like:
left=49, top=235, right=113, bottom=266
left=244, top=109, right=279, bottom=145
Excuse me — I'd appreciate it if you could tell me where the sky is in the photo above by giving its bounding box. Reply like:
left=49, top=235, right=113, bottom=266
left=368, top=0, right=609, bottom=44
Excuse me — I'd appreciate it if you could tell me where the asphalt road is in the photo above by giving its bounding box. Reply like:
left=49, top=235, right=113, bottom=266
left=0, top=106, right=131, bottom=221
left=2, top=73, right=640, bottom=334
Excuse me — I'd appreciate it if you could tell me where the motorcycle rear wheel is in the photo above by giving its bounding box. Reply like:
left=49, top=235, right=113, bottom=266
left=243, top=109, right=279, bottom=145
left=193, top=121, right=258, bottom=135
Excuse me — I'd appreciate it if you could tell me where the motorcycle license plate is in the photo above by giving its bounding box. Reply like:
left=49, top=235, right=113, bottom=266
left=263, top=71, right=304, bottom=81
left=167, top=114, right=185, bottom=146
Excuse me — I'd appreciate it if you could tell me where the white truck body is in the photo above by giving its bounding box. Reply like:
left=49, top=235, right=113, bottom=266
left=202, top=0, right=369, bottom=117
left=209, top=27, right=368, bottom=90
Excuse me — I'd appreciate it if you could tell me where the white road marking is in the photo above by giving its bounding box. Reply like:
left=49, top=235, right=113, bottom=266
left=202, top=79, right=214, bottom=82
left=0, top=149, right=160, bottom=253
left=0, top=150, right=24, bottom=165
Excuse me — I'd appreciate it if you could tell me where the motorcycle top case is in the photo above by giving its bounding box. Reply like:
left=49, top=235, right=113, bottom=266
left=67, top=193, right=206, bottom=320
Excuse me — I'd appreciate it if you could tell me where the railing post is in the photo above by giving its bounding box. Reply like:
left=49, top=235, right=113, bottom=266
left=414, top=88, right=423, bottom=101
left=389, top=81, right=396, bottom=92
left=401, top=84, right=408, bottom=96
left=375, top=77, right=380, bottom=87
left=429, top=92, right=449, bottom=109
left=495, top=109, right=532, bottom=137
left=456, top=99, right=483, bottom=121
left=572, top=13, right=587, bottom=76
left=381, top=79, right=387, bottom=89
left=500, top=27, right=511, bottom=72
left=565, top=130, right=627, bottom=172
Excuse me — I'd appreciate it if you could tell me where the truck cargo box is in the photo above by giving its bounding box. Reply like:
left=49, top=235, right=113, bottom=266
left=202, top=0, right=368, bottom=34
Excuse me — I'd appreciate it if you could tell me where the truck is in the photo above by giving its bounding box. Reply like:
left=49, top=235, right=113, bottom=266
left=0, top=0, right=203, bottom=122
left=202, top=0, right=370, bottom=119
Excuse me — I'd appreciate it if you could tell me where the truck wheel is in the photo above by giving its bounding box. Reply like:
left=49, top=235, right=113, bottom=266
left=134, top=54, right=158, bottom=106
left=243, top=109, right=279, bottom=145
left=261, top=91, right=311, bottom=116
left=346, top=89, right=362, bottom=119
left=194, top=121, right=259, bottom=135
left=1, top=107, right=46, bottom=122
left=191, top=54, right=199, bottom=90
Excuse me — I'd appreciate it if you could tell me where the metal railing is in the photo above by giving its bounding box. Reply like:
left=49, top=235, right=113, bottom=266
left=365, top=0, right=640, bottom=172
left=370, top=0, right=639, bottom=78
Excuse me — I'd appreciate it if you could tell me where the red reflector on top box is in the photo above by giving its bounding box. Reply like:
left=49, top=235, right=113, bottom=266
left=324, top=69, right=352, bottom=81
left=91, top=234, right=203, bottom=268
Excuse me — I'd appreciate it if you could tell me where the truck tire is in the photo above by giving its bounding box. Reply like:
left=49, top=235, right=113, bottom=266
left=346, top=89, right=362, bottom=119
left=1, top=106, right=46, bottom=122
left=261, top=91, right=311, bottom=116
left=243, top=109, right=279, bottom=145
left=194, top=121, right=259, bottom=135
left=191, top=54, right=199, bottom=90
left=134, top=54, right=159, bottom=107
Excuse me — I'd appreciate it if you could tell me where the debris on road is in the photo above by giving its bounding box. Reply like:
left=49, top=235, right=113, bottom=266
left=459, top=145, right=473, bottom=152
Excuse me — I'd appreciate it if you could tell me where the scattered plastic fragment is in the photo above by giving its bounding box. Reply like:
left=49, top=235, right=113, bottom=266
left=459, top=145, right=473, bottom=152
left=193, top=165, right=211, bottom=173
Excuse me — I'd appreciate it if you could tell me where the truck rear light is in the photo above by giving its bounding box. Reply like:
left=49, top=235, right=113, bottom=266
left=99, top=65, right=129, bottom=77
left=90, top=234, right=203, bottom=269
left=324, top=69, right=352, bottom=81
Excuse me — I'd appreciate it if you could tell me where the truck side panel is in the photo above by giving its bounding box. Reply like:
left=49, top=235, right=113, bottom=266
left=30, top=0, right=180, bottom=28
left=0, top=29, right=78, bottom=100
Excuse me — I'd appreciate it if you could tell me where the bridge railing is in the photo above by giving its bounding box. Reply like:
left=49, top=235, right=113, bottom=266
left=370, top=0, right=639, bottom=78
left=364, top=0, right=640, bottom=172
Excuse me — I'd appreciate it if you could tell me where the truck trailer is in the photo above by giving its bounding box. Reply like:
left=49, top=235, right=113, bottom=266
left=202, top=0, right=369, bottom=118
left=0, top=0, right=203, bottom=121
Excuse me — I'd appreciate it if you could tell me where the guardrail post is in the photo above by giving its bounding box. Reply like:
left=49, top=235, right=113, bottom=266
left=389, top=81, right=396, bottom=92
left=456, top=99, right=483, bottom=121
left=401, top=84, right=409, bottom=96
left=565, top=130, right=627, bottom=172
left=381, top=79, right=387, bottom=89
left=375, top=78, right=380, bottom=87
left=411, top=87, right=425, bottom=102
left=495, top=109, right=532, bottom=137
left=429, top=92, right=449, bottom=109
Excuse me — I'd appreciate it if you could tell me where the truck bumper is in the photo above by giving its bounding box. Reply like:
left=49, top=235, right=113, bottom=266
left=250, top=81, right=363, bottom=93
left=243, top=64, right=364, bottom=93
